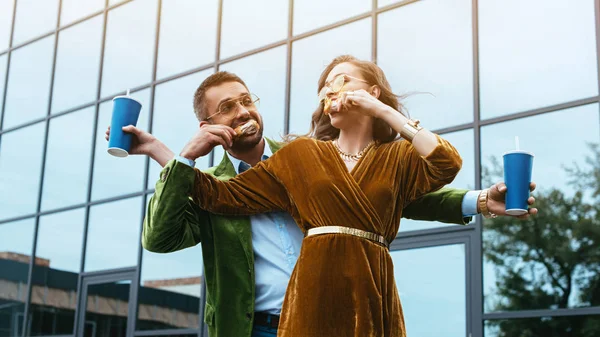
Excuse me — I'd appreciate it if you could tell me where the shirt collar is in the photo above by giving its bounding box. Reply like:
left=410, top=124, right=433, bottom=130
left=226, top=138, right=272, bottom=174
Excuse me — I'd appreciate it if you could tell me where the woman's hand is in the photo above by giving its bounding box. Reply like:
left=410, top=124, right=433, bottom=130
left=340, top=89, right=396, bottom=119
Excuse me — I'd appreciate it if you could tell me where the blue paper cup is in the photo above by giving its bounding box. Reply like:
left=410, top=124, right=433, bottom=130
left=108, top=95, right=142, bottom=157
left=503, top=150, right=534, bottom=216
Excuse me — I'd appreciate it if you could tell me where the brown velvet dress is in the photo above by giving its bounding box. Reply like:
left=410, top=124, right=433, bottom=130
left=190, top=136, right=462, bottom=337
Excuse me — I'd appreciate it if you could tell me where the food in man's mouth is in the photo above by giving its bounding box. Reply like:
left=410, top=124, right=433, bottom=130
left=234, top=120, right=260, bottom=137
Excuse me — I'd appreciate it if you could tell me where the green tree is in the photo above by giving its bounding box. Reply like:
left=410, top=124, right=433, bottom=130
left=483, top=144, right=600, bottom=337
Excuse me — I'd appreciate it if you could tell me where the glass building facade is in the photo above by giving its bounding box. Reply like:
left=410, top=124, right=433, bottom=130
left=0, top=0, right=598, bottom=336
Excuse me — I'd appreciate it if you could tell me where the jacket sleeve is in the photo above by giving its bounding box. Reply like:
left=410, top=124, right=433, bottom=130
left=190, top=157, right=291, bottom=216
left=398, top=134, right=463, bottom=207
left=142, top=160, right=208, bottom=253
left=402, top=187, right=472, bottom=225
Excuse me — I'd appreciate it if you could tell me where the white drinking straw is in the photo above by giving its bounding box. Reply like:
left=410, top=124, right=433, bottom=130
left=515, top=136, right=520, bottom=151
left=126, top=89, right=130, bottom=96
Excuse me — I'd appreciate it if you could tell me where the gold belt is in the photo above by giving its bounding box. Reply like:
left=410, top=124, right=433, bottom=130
left=306, top=226, right=389, bottom=248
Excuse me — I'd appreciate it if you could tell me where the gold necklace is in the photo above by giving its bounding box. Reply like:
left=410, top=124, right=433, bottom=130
left=333, top=139, right=375, bottom=162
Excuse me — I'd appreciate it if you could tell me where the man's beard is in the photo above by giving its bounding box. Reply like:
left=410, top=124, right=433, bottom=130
left=230, top=120, right=264, bottom=152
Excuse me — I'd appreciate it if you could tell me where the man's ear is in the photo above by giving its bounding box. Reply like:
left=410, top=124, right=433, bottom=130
left=370, top=85, right=381, bottom=99
left=199, top=120, right=210, bottom=128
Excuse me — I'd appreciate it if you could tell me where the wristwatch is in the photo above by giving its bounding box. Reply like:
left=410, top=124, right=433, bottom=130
left=478, top=189, right=497, bottom=219
left=400, top=119, right=423, bottom=142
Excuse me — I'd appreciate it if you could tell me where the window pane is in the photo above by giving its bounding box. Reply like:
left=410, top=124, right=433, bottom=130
left=0, top=55, right=7, bottom=118
left=147, top=71, right=211, bottom=189
left=52, top=16, right=102, bottom=114
left=3, top=36, right=54, bottom=129
left=220, top=0, right=287, bottom=59
left=0, top=123, right=45, bottom=220
left=399, top=129, right=475, bottom=232
left=29, top=209, right=85, bottom=336
left=0, top=0, right=14, bottom=51
left=221, top=46, right=286, bottom=141
left=391, top=244, right=466, bottom=336
left=12, top=0, right=58, bottom=45
left=85, top=197, right=142, bottom=272
left=293, top=0, right=370, bottom=35
left=0, top=219, right=35, bottom=337
left=156, top=0, right=217, bottom=79
left=289, top=19, right=371, bottom=135
left=137, top=227, right=202, bottom=330
left=378, top=0, right=473, bottom=131
left=479, top=0, right=597, bottom=119
left=482, top=104, right=600, bottom=312
left=42, top=107, right=94, bottom=211
left=101, top=0, right=157, bottom=98
left=60, top=0, right=104, bottom=27
left=485, top=315, right=600, bottom=337
left=83, top=280, right=131, bottom=337
left=92, top=89, right=150, bottom=201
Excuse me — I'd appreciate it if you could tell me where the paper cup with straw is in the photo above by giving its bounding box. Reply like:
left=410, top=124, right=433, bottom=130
left=502, top=136, right=534, bottom=216
left=108, top=89, right=142, bottom=157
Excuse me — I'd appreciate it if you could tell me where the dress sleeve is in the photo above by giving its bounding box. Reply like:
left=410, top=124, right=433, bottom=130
left=398, top=134, right=463, bottom=207
left=190, top=157, right=291, bottom=216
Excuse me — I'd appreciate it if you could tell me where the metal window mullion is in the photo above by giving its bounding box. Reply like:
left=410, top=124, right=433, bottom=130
left=132, top=0, right=163, bottom=334
left=21, top=1, right=63, bottom=336
left=371, top=0, right=378, bottom=64
left=0, top=0, right=17, bottom=143
left=208, top=0, right=224, bottom=168
left=472, top=0, right=484, bottom=336
left=74, top=0, right=110, bottom=334
left=483, top=306, right=600, bottom=320
left=595, top=0, right=600, bottom=139
left=283, top=0, right=293, bottom=135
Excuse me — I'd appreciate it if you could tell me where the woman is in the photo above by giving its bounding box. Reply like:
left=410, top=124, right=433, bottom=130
left=189, top=55, right=462, bottom=336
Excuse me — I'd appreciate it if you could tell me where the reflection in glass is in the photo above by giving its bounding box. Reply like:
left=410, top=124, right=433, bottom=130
left=29, top=209, right=85, bottom=336
left=138, top=243, right=202, bottom=330
left=485, top=315, right=600, bottom=337
left=92, top=89, right=150, bottom=201
left=12, top=0, right=58, bottom=45
left=148, top=71, right=211, bottom=189
left=221, top=46, right=286, bottom=141
left=60, top=0, right=104, bottom=27
left=3, top=36, right=54, bottom=129
left=0, top=123, right=45, bottom=220
left=42, top=107, right=94, bottom=211
left=391, top=244, right=466, bottom=337
left=0, top=0, right=14, bottom=51
left=83, top=280, right=131, bottom=337
left=85, top=197, right=142, bottom=272
left=101, top=0, right=157, bottom=98
left=52, top=16, right=102, bottom=114
left=0, top=219, right=35, bottom=337
left=479, top=0, right=597, bottom=119
left=220, top=0, right=287, bottom=59
left=378, top=0, right=473, bottom=131
left=289, top=18, right=371, bottom=135
left=293, top=0, right=370, bottom=35
left=156, top=0, right=218, bottom=79
left=482, top=104, right=600, bottom=312
left=400, top=129, right=475, bottom=232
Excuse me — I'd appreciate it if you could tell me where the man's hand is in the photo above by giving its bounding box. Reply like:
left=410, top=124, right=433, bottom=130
left=179, top=124, right=236, bottom=161
left=105, top=125, right=158, bottom=155
left=486, top=182, right=538, bottom=219
left=105, top=125, right=174, bottom=167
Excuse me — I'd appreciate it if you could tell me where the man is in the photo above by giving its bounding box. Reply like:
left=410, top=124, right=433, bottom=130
left=109, top=71, right=537, bottom=337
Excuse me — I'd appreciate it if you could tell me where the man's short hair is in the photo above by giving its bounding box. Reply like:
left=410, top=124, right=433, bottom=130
left=193, top=71, right=248, bottom=121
